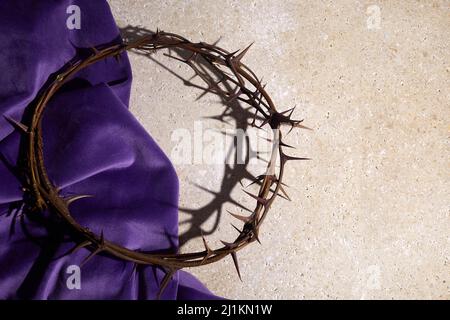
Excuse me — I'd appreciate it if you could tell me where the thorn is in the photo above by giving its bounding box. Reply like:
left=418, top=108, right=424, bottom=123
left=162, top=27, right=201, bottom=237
left=212, top=37, right=222, bottom=47
left=288, top=121, right=312, bottom=132
left=227, top=210, right=252, bottom=223
left=80, top=231, right=104, bottom=267
left=278, top=184, right=291, bottom=201
left=280, top=154, right=311, bottom=163
left=200, top=232, right=213, bottom=265
left=233, top=42, right=253, bottom=64
left=280, top=181, right=289, bottom=187
left=65, top=194, right=93, bottom=206
left=258, top=116, right=271, bottom=128
left=220, top=240, right=237, bottom=249
left=252, top=226, right=261, bottom=244
left=247, top=174, right=277, bottom=187
left=230, top=252, right=242, bottom=281
left=281, top=107, right=296, bottom=117
left=3, top=115, right=28, bottom=133
left=230, top=223, right=241, bottom=233
left=99, top=230, right=105, bottom=245
left=157, top=269, right=176, bottom=300
left=283, top=118, right=312, bottom=134
left=243, top=190, right=268, bottom=206
left=295, top=123, right=313, bottom=131
left=225, top=49, right=240, bottom=60
left=80, top=246, right=102, bottom=267
left=201, top=234, right=211, bottom=252
left=274, top=191, right=290, bottom=201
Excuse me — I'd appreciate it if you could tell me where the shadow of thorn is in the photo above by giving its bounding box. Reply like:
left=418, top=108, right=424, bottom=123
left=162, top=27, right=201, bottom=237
left=119, top=25, right=264, bottom=248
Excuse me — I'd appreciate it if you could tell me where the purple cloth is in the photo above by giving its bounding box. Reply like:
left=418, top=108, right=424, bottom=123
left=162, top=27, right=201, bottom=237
left=0, top=0, right=218, bottom=299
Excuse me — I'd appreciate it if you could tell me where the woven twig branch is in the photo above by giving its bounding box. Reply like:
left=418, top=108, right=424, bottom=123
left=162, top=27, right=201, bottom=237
left=4, top=31, right=310, bottom=298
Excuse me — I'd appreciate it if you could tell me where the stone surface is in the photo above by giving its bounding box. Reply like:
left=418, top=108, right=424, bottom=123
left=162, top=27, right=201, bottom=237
left=108, top=0, right=449, bottom=299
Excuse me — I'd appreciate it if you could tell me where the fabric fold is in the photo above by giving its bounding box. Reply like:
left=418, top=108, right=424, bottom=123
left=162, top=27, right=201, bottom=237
left=0, top=0, right=219, bottom=300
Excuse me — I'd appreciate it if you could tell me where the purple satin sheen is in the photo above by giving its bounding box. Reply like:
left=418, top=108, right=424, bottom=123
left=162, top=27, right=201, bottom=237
left=0, top=0, right=219, bottom=299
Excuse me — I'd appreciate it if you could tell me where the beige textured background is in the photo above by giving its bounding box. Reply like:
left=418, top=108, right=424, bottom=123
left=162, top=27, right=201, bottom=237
left=108, top=0, right=449, bottom=299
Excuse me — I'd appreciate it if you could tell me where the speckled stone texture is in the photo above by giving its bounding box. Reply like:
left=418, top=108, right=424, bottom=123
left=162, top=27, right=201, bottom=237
left=108, top=0, right=449, bottom=299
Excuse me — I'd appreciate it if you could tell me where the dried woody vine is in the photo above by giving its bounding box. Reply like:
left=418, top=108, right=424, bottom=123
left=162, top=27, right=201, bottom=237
left=4, top=31, right=310, bottom=298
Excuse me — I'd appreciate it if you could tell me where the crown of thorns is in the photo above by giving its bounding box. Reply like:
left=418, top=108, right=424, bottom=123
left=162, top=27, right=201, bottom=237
left=3, top=31, right=310, bottom=298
